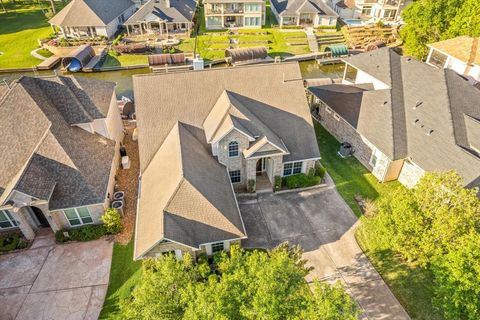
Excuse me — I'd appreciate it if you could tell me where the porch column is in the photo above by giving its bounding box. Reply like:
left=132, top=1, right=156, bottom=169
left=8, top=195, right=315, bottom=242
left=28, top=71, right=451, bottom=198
left=127, top=24, right=130, bottom=36
left=11, top=208, right=35, bottom=240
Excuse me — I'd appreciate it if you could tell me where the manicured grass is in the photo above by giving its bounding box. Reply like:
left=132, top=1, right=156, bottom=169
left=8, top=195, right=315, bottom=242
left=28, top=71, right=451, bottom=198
left=99, top=240, right=142, bottom=319
left=314, top=123, right=442, bottom=319
left=36, top=48, right=53, bottom=58
left=0, top=9, right=53, bottom=68
left=101, top=52, right=149, bottom=68
left=314, top=123, right=400, bottom=217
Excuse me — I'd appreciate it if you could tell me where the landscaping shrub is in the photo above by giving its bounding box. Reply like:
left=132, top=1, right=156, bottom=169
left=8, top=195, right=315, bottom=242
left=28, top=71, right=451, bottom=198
left=284, top=173, right=320, bottom=189
left=0, top=234, right=20, bottom=252
left=314, top=163, right=326, bottom=179
left=112, top=33, right=124, bottom=46
left=56, top=225, right=107, bottom=243
left=113, top=43, right=148, bottom=54
left=102, top=208, right=123, bottom=234
left=247, top=179, right=256, bottom=193
left=274, top=176, right=283, bottom=191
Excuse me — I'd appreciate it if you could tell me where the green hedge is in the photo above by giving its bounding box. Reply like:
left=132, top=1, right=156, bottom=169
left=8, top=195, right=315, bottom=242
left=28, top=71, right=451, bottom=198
left=0, top=234, right=27, bottom=252
left=56, top=225, right=107, bottom=243
left=283, top=173, right=321, bottom=189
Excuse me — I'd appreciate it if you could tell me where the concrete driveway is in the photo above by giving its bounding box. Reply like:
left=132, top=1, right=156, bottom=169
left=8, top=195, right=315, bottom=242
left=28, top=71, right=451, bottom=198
left=239, top=181, right=410, bottom=320
left=0, top=232, right=113, bottom=320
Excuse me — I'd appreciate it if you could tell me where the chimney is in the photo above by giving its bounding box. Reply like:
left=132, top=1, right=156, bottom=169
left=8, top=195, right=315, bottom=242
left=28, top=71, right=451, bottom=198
left=164, top=0, right=170, bottom=8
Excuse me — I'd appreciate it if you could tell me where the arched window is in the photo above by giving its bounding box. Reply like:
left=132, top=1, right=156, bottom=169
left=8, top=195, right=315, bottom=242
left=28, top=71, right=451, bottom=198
left=228, top=141, right=239, bottom=157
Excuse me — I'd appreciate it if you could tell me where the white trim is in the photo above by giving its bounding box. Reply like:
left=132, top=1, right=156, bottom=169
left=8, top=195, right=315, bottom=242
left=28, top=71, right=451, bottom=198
left=282, top=157, right=320, bottom=164
left=211, top=127, right=255, bottom=144
left=228, top=140, right=240, bottom=158
left=63, top=207, right=94, bottom=227
left=226, top=167, right=248, bottom=239
left=0, top=209, right=18, bottom=229
left=53, top=202, right=103, bottom=212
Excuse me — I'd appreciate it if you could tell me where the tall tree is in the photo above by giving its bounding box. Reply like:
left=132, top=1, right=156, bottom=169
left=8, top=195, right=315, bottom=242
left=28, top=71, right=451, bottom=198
left=400, top=0, right=465, bottom=59
left=446, top=0, right=480, bottom=38
left=121, top=244, right=361, bottom=320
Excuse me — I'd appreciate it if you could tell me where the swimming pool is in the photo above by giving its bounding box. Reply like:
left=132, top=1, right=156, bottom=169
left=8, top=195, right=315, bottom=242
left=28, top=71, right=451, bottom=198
left=343, top=19, right=367, bottom=26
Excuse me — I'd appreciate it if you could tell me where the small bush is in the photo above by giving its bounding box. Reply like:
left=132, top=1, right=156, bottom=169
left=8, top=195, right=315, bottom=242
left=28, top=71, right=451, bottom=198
left=113, top=43, right=148, bottom=54
left=284, top=174, right=321, bottom=189
left=102, top=208, right=122, bottom=234
left=112, top=33, right=124, bottom=46
left=274, top=176, right=283, bottom=191
left=56, top=225, right=107, bottom=243
left=314, top=163, right=326, bottom=179
left=0, top=234, right=20, bottom=252
left=247, top=179, right=256, bottom=193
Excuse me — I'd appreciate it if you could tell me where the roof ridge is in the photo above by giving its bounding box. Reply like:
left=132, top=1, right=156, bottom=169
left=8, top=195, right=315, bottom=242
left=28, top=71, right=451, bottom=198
left=57, top=76, right=94, bottom=123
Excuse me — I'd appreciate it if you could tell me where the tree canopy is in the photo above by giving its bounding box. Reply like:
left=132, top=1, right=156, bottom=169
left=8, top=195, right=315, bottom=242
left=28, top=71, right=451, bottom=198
left=400, top=0, right=480, bottom=58
left=121, top=244, right=361, bottom=320
left=361, top=171, right=480, bottom=319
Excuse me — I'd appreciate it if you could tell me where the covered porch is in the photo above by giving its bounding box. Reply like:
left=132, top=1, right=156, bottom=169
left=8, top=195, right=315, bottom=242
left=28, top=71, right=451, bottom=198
left=50, top=24, right=99, bottom=38
left=125, top=20, right=191, bottom=37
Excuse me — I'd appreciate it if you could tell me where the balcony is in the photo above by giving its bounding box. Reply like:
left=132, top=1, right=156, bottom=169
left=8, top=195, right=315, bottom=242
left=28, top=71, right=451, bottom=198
left=205, top=9, right=223, bottom=14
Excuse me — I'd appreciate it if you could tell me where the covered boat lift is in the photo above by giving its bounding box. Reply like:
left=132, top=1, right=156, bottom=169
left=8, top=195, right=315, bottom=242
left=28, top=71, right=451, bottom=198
left=61, top=44, right=95, bottom=72
left=324, top=44, right=349, bottom=57
left=225, top=46, right=268, bottom=65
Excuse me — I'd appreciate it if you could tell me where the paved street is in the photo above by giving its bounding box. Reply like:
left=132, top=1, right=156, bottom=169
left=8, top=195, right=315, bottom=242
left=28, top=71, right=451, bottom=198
left=239, top=180, right=410, bottom=320
left=0, top=233, right=112, bottom=320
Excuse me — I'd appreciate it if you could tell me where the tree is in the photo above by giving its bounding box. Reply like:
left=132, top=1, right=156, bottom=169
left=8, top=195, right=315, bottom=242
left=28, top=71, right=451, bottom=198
left=400, top=0, right=467, bottom=59
left=361, top=171, right=480, bottom=266
left=300, top=281, right=360, bottom=320
left=432, top=232, right=480, bottom=320
left=445, top=0, right=480, bottom=38
left=121, top=244, right=361, bottom=320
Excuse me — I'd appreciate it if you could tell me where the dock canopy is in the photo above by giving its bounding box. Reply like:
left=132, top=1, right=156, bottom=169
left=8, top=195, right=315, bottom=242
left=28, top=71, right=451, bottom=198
left=148, top=53, right=186, bottom=66
left=225, top=46, right=268, bottom=64
left=324, top=44, right=348, bottom=57
left=61, top=44, right=95, bottom=72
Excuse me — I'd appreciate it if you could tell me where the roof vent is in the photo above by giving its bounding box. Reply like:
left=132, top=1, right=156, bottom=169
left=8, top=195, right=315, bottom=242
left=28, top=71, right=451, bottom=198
left=413, top=119, right=419, bottom=125
left=427, top=129, right=434, bottom=136
left=407, top=57, right=412, bottom=62
left=413, top=101, right=422, bottom=109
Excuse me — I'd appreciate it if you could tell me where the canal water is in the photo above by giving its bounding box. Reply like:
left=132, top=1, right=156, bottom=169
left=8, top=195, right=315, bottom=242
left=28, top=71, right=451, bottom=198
left=0, top=61, right=344, bottom=98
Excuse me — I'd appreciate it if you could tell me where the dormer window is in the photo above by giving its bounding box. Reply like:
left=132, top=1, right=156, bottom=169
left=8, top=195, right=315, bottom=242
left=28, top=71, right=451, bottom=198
left=228, top=141, right=239, bottom=157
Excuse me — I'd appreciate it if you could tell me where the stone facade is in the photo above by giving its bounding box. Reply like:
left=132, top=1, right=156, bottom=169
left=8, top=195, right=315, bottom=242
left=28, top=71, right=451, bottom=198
left=398, top=159, right=425, bottom=188
left=145, top=239, right=242, bottom=260
left=316, top=102, right=394, bottom=182
left=216, top=129, right=250, bottom=185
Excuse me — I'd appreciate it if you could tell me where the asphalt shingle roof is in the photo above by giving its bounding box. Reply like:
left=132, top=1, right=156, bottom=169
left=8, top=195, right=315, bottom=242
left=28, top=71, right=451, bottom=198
left=0, top=76, right=116, bottom=210
left=49, top=0, right=135, bottom=27
left=125, top=0, right=196, bottom=24
left=271, top=0, right=337, bottom=16
left=309, top=48, right=480, bottom=187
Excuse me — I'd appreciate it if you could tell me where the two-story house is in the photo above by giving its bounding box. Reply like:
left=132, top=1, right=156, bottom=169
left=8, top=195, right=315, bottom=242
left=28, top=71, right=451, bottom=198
left=426, top=36, right=480, bottom=82
left=330, top=0, right=411, bottom=20
left=307, top=48, right=480, bottom=190
left=132, top=62, right=320, bottom=260
left=270, top=0, right=338, bottom=28
left=0, top=76, right=124, bottom=240
left=204, top=0, right=265, bottom=29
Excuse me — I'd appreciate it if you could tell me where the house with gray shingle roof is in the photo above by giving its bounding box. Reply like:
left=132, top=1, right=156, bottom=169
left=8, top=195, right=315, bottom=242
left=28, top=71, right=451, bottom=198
left=308, top=48, right=480, bottom=189
left=132, top=62, right=320, bottom=259
left=0, top=76, right=124, bottom=241
left=49, top=0, right=136, bottom=39
left=270, top=0, right=338, bottom=28
left=124, top=0, right=197, bottom=36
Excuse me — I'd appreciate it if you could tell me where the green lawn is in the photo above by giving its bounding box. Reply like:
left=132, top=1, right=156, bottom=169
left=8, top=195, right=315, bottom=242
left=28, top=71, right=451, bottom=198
left=99, top=240, right=142, bottom=319
left=101, top=52, right=149, bottom=68
left=314, top=123, right=442, bottom=319
left=0, top=9, right=53, bottom=68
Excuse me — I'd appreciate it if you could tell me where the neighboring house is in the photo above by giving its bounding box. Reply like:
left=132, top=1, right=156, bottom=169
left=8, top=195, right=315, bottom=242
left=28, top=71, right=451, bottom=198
left=307, top=48, right=480, bottom=189
left=0, top=76, right=124, bottom=240
left=328, top=0, right=410, bottom=20
left=203, top=0, right=265, bottom=29
left=426, top=36, right=480, bottom=82
left=133, top=63, right=320, bottom=259
left=49, top=0, right=136, bottom=39
left=270, top=0, right=338, bottom=28
left=124, top=0, right=196, bottom=35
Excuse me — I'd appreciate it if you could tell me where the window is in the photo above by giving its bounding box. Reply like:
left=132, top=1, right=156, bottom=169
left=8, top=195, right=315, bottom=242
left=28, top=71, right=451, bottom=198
left=207, top=16, right=222, bottom=26
left=211, top=242, right=224, bottom=253
left=369, top=148, right=381, bottom=168
left=229, top=170, right=241, bottom=183
left=245, top=4, right=260, bottom=11
left=228, top=141, right=239, bottom=157
left=283, top=162, right=303, bottom=176
left=428, top=49, right=448, bottom=68
left=0, top=210, right=17, bottom=229
left=344, top=64, right=358, bottom=83
left=325, top=106, right=332, bottom=114
left=333, top=113, right=341, bottom=121
left=245, top=17, right=261, bottom=26
left=64, top=207, right=93, bottom=227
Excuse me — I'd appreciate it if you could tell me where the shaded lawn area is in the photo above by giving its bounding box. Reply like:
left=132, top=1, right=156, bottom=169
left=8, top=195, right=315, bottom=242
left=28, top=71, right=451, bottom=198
left=0, top=9, right=52, bottom=68
left=99, top=240, right=142, bottom=319
left=314, top=123, right=442, bottom=319
left=101, top=52, right=149, bottom=68
left=264, top=0, right=278, bottom=28
left=314, top=123, right=400, bottom=217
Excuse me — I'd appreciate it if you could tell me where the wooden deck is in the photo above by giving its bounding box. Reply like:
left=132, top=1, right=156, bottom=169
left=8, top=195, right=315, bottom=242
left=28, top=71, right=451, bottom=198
left=37, top=56, right=61, bottom=70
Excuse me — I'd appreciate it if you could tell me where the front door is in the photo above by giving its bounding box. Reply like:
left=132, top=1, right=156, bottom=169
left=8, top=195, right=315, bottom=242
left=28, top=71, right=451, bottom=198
left=256, top=158, right=265, bottom=175
left=30, top=207, right=49, bottom=228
